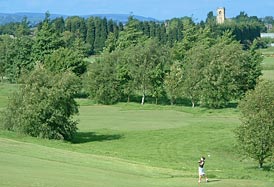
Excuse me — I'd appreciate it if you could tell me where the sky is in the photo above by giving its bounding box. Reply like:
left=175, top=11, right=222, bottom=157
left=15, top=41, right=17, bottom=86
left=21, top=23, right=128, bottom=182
left=0, top=0, right=274, bottom=21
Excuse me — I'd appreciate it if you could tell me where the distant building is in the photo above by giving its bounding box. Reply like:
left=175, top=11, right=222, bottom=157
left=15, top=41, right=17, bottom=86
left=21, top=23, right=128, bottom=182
left=260, top=33, right=274, bottom=38
left=217, top=7, right=225, bottom=24
left=260, top=33, right=274, bottom=46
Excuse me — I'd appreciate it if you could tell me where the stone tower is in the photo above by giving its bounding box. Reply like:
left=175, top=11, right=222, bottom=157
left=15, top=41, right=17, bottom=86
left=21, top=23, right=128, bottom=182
left=217, top=7, right=225, bottom=24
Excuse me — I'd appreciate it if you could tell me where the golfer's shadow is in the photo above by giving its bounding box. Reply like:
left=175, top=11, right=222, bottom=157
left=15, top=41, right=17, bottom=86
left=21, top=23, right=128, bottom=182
left=208, top=179, right=221, bottom=183
left=72, top=132, right=123, bottom=144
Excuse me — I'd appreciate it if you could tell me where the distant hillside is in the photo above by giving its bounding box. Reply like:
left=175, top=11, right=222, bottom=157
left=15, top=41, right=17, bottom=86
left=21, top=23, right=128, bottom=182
left=0, top=12, right=158, bottom=25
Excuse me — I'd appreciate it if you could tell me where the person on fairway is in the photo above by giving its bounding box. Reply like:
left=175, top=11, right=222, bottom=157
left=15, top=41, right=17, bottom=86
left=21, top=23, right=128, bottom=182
left=198, top=156, right=208, bottom=183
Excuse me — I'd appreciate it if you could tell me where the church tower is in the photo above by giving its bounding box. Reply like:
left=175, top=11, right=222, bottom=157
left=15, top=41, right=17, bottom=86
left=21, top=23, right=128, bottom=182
left=217, top=7, right=225, bottom=24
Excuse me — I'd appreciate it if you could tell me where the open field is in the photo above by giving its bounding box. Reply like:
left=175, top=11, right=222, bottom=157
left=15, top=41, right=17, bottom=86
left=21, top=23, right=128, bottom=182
left=0, top=136, right=273, bottom=187
left=0, top=83, right=18, bottom=108
left=262, top=70, right=274, bottom=80
left=0, top=72, right=274, bottom=187
left=260, top=47, right=274, bottom=80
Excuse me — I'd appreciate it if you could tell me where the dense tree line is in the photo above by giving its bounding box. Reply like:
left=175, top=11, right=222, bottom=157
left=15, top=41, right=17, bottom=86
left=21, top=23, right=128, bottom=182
left=0, top=12, right=267, bottom=140
left=203, top=11, right=266, bottom=48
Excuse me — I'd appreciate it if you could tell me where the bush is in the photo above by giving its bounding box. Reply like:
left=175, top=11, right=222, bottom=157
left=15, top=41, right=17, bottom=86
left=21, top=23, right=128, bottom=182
left=0, top=66, right=81, bottom=141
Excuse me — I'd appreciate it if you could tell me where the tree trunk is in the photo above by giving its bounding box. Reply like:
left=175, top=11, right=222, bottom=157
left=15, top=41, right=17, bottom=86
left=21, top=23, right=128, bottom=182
left=170, top=98, right=174, bottom=105
left=155, top=97, right=158, bottom=105
left=127, top=95, right=130, bottom=103
left=141, top=94, right=145, bottom=105
left=192, top=100, right=195, bottom=108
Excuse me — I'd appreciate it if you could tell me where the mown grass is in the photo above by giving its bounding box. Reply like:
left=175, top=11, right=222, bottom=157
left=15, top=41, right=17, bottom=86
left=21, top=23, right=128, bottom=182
left=0, top=79, right=274, bottom=186
left=260, top=47, right=274, bottom=80
left=1, top=137, right=273, bottom=187
left=0, top=83, right=18, bottom=108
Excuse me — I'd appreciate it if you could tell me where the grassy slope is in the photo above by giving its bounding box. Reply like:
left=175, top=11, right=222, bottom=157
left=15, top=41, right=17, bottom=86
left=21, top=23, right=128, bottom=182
left=0, top=137, right=273, bottom=187
left=0, top=102, right=273, bottom=186
left=1, top=51, right=274, bottom=187
left=260, top=47, right=274, bottom=80
left=0, top=83, right=18, bottom=108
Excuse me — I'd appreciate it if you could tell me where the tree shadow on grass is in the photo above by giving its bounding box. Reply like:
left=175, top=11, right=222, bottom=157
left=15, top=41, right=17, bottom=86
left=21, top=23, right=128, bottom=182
left=72, top=132, right=123, bottom=144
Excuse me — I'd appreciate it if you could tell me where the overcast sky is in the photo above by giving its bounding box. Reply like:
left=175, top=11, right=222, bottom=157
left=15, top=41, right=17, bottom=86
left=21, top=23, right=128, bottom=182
left=1, top=0, right=274, bottom=21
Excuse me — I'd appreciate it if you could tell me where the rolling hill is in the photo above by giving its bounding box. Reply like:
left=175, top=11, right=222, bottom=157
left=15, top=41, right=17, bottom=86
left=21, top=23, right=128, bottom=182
left=0, top=12, right=158, bottom=25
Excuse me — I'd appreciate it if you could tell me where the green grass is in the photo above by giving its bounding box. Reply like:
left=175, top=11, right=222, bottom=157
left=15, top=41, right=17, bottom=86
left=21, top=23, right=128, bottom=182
left=258, top=47, right=274, bottom=56
left=0, top=83, right=19, bottom=108
left=1, top=137, right=272, bottom=187
left=261, top=47, right=274, bottom=80
left=0, top=82, right=274, bottom=186
left=261, top=56, right=274, bottom=70
left=0, top=102, right=273, bottom=186
left=262, top=70, right=274, bottom=80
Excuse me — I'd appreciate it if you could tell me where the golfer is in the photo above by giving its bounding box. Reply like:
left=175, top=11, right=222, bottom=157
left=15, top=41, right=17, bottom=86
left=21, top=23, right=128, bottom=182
left=198, top=156, right=208, bottom=183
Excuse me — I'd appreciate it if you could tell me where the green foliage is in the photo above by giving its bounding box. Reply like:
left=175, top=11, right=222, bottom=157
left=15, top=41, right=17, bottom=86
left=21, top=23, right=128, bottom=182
left=214, top=13, right=265, bottom=48
left=84, top=52, right=121, bottom=104
left=0, top=35, right=13, bottom=81
left=116, top=17, right=147, bottom=50
left=1, top=66, right=80, bottom=140
left=44, top=47, right=87, bottom=76
left=179, top=31, right=262, bottom=108
left=164, top=61, right=183, bottom=105
left=125, top=39, right=170, bottom=104
left=7, top=36, right=34, bottom=82
left=0, top=35, right=34, bottom=83
left=235, top=80, right=274, bottom=168
left=32, top=17, right=63, bottom=63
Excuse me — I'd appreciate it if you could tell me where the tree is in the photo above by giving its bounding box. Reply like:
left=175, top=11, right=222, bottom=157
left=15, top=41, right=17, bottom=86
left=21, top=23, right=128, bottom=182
left=235, top=80, right=274, bottom=168
left=116, top=17, right=146, bottom=50
left=129, top=39, right=168, bottom=105
left=0, top=35, right=13, bottom=81
left=172, top=18, right=198, bottom=61
left=51, top=17, right=65, bottom=34
left=7, top=36, right=34, bottom=82
left=182, top=44, right=209, bottom=107
left=15, top=17, right=31, bottom=37
left=32, top=14, right=63, bottom=63
left=84, top=52, right=121, bottom=104
left=86, top=17, right=96, bottom=54
left=1, top=66, right=80, bottom=141
left=164, top=61, right=183, bottom=105
left=44, top=47, right=87, bottom=76
left=180, top=30, right=262, bottom=108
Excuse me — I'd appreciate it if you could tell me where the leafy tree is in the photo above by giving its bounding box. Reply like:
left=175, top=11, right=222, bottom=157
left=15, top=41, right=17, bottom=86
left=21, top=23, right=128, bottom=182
left=32, top=15, right=63, bottom=63
left=44, top=47, right=87, bottom=76
left=93, top=17, right=108, bottom=53
left=6, top=36, right=34, bottom=82
left=172, top=18, right=198, bottom=61
left=103, top=32, right=118, bottom=53
left=65, top=16, right=87, bottom=40
left=116, top=51, right=135, bottom=103
left=180, top=31, right=262, bottom=108
left=84, top=52, right=120, bottom=104
left=116, top=17, right=146, bottom=50
left=201, top=32, right=262, bottom=108
left=164, top=61, right=183, bottom=105
left=62, top=31, right=75, bottom=48
left=129, top=39, right=168, bottom=105
left=51, top=17, right=65, bottom=34
left=0, top=35, right=33, bottom=82
left=15, top=17, right=31, bottom=37
left=235, top=80, right=274, bottom=168
left=86, top=17, right=96, bottom=54
left=182, top=44, right=209, bottom=107
left=1, top=66, right=80, bottom=141
left=0, top=35, right=13, bottom=81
